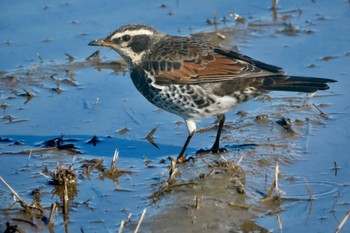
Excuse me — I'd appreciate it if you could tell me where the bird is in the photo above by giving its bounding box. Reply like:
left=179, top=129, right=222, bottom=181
left=89, top=24, right=336, bottom=163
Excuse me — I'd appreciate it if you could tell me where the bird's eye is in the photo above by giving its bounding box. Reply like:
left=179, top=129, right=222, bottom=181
left=122, top=35, right=131, bottom=42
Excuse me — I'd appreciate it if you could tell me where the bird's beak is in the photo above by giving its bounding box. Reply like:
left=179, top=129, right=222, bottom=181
left=88, top=38, right=113, bottom=47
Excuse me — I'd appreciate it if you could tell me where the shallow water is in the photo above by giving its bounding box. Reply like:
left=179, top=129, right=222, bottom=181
left=1, top=0, right=350, bottom=232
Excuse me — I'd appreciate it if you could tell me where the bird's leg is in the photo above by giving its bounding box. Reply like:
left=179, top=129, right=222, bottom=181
left=197, top=114, right=227, bottom=154
left=177, top=120, right=196, bottom=163
left=211, top=114, right=226, bottom=153
left=177, top=134, right=193, bottom=163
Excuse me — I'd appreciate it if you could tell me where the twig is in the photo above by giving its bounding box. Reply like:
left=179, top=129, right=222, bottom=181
left=227, top=202, right=250, bottom=210
left=28, top=149, right=32, bottom=159
left=0, top=176, right=26, bottom=204
left=331, top=192, right=340, bottom=213
left=265, top=179, right=276, bottom=200
left=118, top=220, right=125, bottom=233
left=0, top=147, right=62, bottom=155
left=219, top=155, right=228, bottom=162
left=0, top=176, right=33, bottom=215
left=275, top=161, right=280, bottom=196
left=150, top=182, right=198, bottom=202
left=127, top=213, right=132, bottom=222
left=303, top=92, right=316, bottom=105
left=237, top=154, right=244, bottom=166
left=67, top=65, right=75, bottom=80
left=201, top=158, right=215, bottom=168
left=277, top=213, right=283, bottom=232
left=304, top=178, right=313, bottom=201
left=168, top=158, right=178, bottom=181
left=23, top=88, right=35, bottom=97
left=37, top=52, right=43, bottom=62
left=312, top=103, right=327, bottom=116
left=11, top=218, right=37, bottom=228
left=261, top=164, right=281, bottom=201
left=332, top=161, right=341, bottom=176
left=272, top=0, right=278, bottom=10
left=195, top=196, right=200, bottom=209
left=39, top=172, right=52, bottom=179
left=48, top=202, right=57, bottom=225
left=304, top=177, right=313, bottom=214
left=111, top=149, right=119, bottom=169
left=134, top=208, right=147, bottom=233
left=62, top=180, right=69, bottom=215
left=335, top=211, right=350, bottom=233
left=145, top=127, right=159, bottom=149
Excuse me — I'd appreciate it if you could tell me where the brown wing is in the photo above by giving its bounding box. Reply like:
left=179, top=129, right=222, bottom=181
left=142, top=37, right=285, bottom=86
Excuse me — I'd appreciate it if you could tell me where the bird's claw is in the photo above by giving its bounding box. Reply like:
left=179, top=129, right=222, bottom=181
left=196, top=147, right=227, bottom=155
left=176, top=155, right=195, bottom=164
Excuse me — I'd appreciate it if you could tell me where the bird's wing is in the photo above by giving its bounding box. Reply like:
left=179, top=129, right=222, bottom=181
left=142, top=37, right=285, bottom=86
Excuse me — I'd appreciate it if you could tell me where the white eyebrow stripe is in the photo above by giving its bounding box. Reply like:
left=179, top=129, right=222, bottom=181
left=111, top=29, right=154, bottom=40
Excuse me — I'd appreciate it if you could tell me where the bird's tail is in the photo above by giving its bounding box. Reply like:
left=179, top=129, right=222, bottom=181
left=261, top=76, right=337, bottom=93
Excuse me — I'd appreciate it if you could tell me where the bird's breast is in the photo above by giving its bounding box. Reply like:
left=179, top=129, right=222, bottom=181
left=129, top=68, right=244, bottom=120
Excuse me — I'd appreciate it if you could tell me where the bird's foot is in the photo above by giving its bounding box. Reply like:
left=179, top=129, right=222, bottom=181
left=176, top=155, right=195, bottom=164
left=196, top=147, right=227, bottom=155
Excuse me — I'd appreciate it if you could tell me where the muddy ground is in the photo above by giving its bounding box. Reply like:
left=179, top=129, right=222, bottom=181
left=1, top=0, right=350, bottom=232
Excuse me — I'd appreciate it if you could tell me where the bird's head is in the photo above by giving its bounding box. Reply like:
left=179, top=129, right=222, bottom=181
left=89, top=24, right=165, bottom=65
